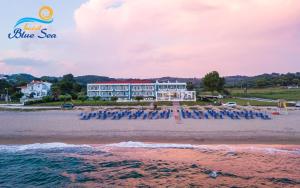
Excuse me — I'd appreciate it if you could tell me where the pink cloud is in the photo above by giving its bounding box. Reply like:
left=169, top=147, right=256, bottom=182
left=69, top=0, right=300, bottom=77
left=2, top=0, right=300, bottom=77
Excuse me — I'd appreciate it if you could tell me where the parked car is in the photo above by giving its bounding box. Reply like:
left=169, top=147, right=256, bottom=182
left=296, top=101, right=300, bottom=107
left=61, top=103, right=74, bottom=110
left=222, top=102, right=237, bottom=107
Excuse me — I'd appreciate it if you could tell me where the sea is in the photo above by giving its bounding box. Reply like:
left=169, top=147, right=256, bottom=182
left=0, top=142, right=299, bottom=187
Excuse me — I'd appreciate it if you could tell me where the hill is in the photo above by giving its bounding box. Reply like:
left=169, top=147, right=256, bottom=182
left=1, top=72, right=299, bottom=88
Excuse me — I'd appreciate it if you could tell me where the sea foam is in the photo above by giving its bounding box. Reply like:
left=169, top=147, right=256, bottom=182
left=106, top=141, right=198, bottom=149
left=0, top=142, right=299, bottom=155
left=105, top=141, right=300, bottom=155
left=0, top=142, right=91, bottom=152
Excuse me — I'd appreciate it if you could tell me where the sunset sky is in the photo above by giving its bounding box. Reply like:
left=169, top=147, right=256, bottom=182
left=0, top=0, right=299, bottom=78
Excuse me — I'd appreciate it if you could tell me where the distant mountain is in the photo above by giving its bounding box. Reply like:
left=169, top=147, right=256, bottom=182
left=7, top=73, right=37, bottom=83
left=40, top=76, right=59, bottom=83
left=224, top=75, right=250, bottom=87
left=2, top=72, right=299, bottom=88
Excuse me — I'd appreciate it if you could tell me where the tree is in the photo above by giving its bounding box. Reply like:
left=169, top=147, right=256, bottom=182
left=51, top=85, right=61, bottom=100
left=59, top=81, right=74, bottom=94
left=202, top=71, right=225, bottom=94
left=255, top=78, right=268, bottom=88
left=62, top=74, right=75, bottom=82
left=186, top=81, right=194, bottom=91
left=51, top=74, right=82, bottom=97
left=11, top=92, right=23, bottom=101
left=78, top=92, right=88, bottom=102
left=0, top=80, right=11, bottom=94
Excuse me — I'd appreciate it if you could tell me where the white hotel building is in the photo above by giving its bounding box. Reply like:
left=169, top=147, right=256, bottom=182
left=87, top=80, right=196, bottom=101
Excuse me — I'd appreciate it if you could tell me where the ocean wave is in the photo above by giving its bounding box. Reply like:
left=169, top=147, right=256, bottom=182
left=246, top=147, right=300, bottom=155
left=0, top=142, right=91, bottom=152
left=106, top=141, right=198, bottom=149
left=105, top=141, right=300, bottom=155
left=0, top=142, right=299, bottom=155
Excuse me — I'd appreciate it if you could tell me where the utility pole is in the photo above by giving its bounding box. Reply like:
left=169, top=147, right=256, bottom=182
left=5, top=88, right=8, bottom=104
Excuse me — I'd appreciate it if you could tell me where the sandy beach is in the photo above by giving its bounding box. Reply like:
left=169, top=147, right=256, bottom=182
left=0, top=109, right=299, bottom=144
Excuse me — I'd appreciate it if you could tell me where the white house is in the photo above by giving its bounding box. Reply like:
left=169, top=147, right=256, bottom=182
left=19, top=80, right=52, bottom=102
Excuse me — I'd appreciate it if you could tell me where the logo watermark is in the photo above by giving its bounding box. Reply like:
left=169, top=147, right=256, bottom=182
left=8, top=6, right=57, bottom=39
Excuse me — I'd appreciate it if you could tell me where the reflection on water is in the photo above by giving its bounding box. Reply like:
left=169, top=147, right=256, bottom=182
left=0, top=142, right=299, bottom=187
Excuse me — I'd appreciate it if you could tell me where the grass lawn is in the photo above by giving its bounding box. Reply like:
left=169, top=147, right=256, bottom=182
left=229, top=88, right=300, bottom=101
left=27, top=98, right=277, bottom=107
left=180, top=98, right=277, bottom=106
left=28, top=100, right=173, bottom=107
left=0, top=101, right=20, bottom=104
left=221, top=98, right=277, bottom=106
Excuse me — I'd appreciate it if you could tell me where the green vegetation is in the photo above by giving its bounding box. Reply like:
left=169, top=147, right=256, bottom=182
left=225, top=72, right=300, bottom=88
left=0, top=79, right=23, bottom=102
left=221, top=98, right=277, bottom=106
left=0, top=101, right=19, bottom=104
left=28, top=100, right=173, bottom=107
left=202, top=71, right=225, bottom=94
left=180, top=98, right=276, bottom=106
left=1, top=72, right=299, bottom=106
left=134, top=96, right=144, bottom=102
left=229, top=88, right=300, bottom=101
left=186, top=81, right=194, bottom=91
left=51, top=74, right=83, bottom=100
left=110, top=96, right=118, bottom=102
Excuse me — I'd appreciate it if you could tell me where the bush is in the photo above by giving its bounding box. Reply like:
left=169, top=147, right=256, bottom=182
left=42, top=96, right=53, bottom=102
left=93, top=96, right=100, bottom=101
left=58, top=94, right=72, bottom=102
left=71, top=93, right=78, bottom=100
left=222, top=89, right=231, bottom=96
left=134, top=96, right=144, bottom=101
left=24, top=99, right=43, bottom=105
left=111, top=96, right=118, bottom=101
left=78, top=95, right=88, bottom=102
left=11, top=92, right=23, bottom=101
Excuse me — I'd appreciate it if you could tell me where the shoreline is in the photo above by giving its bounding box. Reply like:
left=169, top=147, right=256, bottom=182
left=1, top=134, right=300, bottom=145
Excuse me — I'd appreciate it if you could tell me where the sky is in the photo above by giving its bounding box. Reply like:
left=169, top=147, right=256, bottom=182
left=0, top=0, right=299, bottom=78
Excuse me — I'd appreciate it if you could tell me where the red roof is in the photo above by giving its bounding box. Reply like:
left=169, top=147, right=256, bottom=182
left=94, top=80, right=153, bottom=84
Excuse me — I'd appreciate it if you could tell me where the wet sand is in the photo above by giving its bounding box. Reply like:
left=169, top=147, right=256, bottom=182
left=0, top=109, right=299, bottom=144
left=67, top=144, right=300, bottom=187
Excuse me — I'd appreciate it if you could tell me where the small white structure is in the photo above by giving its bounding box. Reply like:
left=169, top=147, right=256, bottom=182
left=19, top=80, right=52, bottom=102
left=287, top=85, right=299, bottom=89
left=156, top=90, right=196, bottom=101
